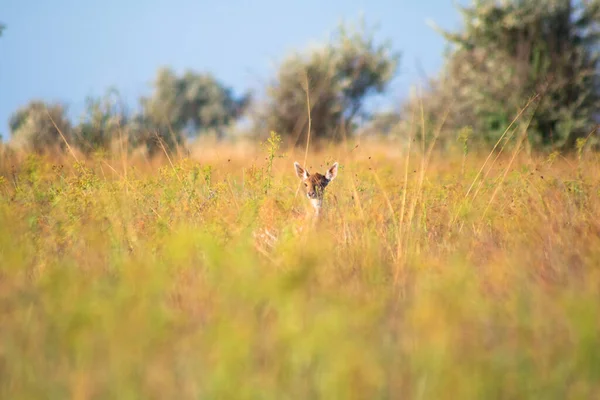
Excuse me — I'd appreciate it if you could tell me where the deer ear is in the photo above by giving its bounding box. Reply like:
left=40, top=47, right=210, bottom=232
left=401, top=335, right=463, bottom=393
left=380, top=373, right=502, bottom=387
left=294, top=162, right=309, bottom=179
left=326, top=162, right=338, bottom=181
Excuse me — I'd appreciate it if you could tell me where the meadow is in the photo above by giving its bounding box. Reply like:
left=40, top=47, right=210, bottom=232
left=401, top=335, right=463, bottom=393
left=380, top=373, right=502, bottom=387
left=1, top=133, right=600, bottom=399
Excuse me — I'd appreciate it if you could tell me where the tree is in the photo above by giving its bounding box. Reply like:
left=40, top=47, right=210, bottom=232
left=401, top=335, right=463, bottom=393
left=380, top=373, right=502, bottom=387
left=257, top=19, right=400, bottom=147
left=140, top=67, right=250, bottom=140
left=421, top=0, right=600, bottom=150
left=73, top=88, right=129, bottom=154
left=126, top=112, right=187, bottom=157
left=9, top=101, right=73, bottom=154
left=0, top=23, right=5, bottom=37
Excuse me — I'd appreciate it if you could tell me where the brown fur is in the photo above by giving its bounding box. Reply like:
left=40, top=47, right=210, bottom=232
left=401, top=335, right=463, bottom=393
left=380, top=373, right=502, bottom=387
left=294, top=161, right=338, bottom=214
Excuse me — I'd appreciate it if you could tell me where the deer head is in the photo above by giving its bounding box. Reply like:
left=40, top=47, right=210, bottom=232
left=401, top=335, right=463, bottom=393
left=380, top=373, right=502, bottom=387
left=294, top=161, right=338, bottom=215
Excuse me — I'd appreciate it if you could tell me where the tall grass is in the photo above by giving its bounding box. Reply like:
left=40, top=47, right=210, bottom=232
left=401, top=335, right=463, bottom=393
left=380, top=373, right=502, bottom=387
left=1, top=136, right=600, bottom=399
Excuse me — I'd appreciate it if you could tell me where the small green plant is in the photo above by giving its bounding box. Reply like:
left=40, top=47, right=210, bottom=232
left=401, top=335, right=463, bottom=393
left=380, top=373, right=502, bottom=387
left=202, top=164, right=213, bottom=187
left=546, top=150, right=560, bottom=166
left=261, top=130, right=284, bottom=193
left=576, top=136, right=588, bottom=179
left=457, top=126, right=472, bottom=178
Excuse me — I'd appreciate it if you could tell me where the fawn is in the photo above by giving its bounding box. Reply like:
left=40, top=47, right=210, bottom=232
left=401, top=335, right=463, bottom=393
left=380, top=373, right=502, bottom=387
left=294, top=161, right=339, bottom=216
left=253, top=161, right=339, bottom=254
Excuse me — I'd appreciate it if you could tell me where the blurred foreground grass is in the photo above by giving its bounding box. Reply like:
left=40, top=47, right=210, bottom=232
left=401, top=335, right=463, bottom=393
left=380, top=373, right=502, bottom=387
left=1, top=140, right=600, bottom=399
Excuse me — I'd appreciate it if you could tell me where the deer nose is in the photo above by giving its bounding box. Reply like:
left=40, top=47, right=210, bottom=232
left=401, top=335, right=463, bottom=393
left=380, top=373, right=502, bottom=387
left=307, top=191, right=316, bottom=198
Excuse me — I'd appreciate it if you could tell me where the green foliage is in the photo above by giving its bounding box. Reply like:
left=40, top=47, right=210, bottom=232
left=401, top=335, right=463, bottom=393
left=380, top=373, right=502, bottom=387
left=8, top=101, right=73, bottom=154
left=126, top=113, right=187, bottom=157
left=140, top=67, right=250, bottom=139
left=0, top=23, right=5, bottom=37
left=457, top=126, right=472, bottom=176
left=71, top=87, right=181, bottom=157
left=73, top=88, right=129, bottom=155
left=457, top=126, right=472, bottom=155
left=261, top=131, right=285, bottom=193
left=258, top=19, right=400, bottom=146
left=416, top=0, right=600, bottom=150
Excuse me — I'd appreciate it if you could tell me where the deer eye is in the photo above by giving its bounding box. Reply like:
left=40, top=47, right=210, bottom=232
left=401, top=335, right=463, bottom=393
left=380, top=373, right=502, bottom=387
left=304, top=183, right=308, bottom=187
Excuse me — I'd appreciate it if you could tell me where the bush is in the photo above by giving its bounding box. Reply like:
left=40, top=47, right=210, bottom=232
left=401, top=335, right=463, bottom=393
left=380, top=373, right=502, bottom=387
left=140, top=67, right=250, bottom=140
left=257, top=19, right=400, bottom=147
left=408, top=0, right=600, bottom=151
left=9, top=101, right=73, bottom=154
left=73, top=88, right=129, bottom=155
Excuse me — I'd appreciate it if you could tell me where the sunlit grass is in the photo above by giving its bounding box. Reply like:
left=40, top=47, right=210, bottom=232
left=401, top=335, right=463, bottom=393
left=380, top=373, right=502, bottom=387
left=1, top=137, right=600, bottom=399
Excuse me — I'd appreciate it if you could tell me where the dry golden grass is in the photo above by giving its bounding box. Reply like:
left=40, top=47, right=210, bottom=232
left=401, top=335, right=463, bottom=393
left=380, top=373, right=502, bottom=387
left=1, top=135, right=600, bottom=399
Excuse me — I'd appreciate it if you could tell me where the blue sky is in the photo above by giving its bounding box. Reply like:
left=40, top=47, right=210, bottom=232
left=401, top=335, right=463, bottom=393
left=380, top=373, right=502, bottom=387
left=0, top=0, right=467, bottom=138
